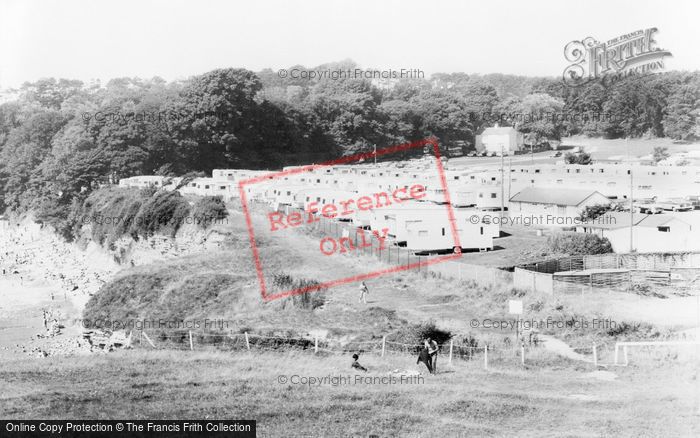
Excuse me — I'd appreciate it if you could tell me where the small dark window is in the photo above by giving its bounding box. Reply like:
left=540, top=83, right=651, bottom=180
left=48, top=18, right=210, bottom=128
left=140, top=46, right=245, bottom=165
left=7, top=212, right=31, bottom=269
left=441, top=228, right=445, bottom=236
left=658, top=226, right=670, bottom=232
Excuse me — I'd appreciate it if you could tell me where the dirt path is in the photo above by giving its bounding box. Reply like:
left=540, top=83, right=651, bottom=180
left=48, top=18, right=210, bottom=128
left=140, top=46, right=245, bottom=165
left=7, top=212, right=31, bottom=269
left=538, top=334, right=591, bottom=362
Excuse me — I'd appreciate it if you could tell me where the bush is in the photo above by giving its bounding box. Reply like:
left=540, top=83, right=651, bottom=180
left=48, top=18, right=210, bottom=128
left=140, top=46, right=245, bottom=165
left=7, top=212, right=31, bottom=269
left=54, top=187, right=198, bottom=243
left=130, top=191, right=191, bottom=238
left=564, top=151, right=592, bottom=165
left=390, top=320, right=452, bottom=350
left=272, top=273, right=326, bottom=310
left=191, top=196, right=229, bottom=229
left=578, top=204, right=609, bottom=221
left=547, top=232, right=612, bottom=255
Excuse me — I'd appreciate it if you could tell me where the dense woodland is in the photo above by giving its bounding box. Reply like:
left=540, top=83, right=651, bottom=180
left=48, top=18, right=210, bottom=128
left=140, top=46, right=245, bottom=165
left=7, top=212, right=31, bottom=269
left=0, top=60, right=699, bottom=230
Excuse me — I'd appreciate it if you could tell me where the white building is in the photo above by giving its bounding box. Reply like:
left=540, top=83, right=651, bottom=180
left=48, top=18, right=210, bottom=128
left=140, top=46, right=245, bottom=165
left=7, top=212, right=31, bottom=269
left=475, top=126, right=524, bottom=155
left=118, top=175, right=175, bottom=189
left=577, top=211, right=700, bottom=253
left=179, top=178, right=238, bottom=200
left=509, top=187, right=610, bottom=226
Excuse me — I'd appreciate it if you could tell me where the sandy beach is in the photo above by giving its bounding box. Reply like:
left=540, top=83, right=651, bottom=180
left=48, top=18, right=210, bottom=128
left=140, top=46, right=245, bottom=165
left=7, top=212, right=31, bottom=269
left=0, top=221, right=119, bottom=357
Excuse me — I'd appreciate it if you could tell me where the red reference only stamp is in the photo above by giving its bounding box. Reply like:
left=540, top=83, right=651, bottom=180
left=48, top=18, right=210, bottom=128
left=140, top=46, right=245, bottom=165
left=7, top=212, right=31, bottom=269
left=239, top=138, right=461, bottom=301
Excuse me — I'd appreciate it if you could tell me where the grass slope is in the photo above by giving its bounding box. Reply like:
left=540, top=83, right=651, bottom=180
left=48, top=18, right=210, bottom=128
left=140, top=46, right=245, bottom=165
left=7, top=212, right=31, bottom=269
left=1, top=350, right=698, bottom=437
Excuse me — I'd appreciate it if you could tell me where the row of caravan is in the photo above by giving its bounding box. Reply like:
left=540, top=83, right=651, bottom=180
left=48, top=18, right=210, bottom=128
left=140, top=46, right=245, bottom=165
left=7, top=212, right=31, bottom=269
left=273, top=187, right=498, bottom=252
left=119, top=165, right=505, bottom=210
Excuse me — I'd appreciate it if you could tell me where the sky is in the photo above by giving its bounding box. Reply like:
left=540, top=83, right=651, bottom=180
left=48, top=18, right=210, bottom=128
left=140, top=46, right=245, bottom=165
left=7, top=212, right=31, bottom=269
left=1, top=0, right=699, bottom=89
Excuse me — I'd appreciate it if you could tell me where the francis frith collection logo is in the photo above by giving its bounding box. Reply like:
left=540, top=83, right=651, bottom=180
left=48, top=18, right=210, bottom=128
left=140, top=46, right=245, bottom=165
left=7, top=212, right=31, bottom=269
left=563, top=27, right=672, bottom=87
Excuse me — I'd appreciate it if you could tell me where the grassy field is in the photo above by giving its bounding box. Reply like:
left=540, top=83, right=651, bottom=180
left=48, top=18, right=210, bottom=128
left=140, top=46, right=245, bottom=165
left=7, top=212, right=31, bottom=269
left=1, top=349, right=698, bottom=437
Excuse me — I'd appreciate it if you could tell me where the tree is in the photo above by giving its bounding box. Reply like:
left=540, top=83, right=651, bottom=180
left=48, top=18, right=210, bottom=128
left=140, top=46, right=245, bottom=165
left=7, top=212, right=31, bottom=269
left=170, top=68, right=264, bottom=169
left=20, top=78, right=85, bottom=110
left=518, top=93, right=565, bottom=144
left=663, top=83, right=700, bottom=140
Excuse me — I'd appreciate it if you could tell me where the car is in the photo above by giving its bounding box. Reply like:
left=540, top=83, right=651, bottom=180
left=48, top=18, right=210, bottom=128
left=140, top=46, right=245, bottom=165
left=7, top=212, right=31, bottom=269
left=657, top=200, right=694, bottom=212
left=638, top=205, right=662, bottom=214
left=684, top=195, right=700, bottom=209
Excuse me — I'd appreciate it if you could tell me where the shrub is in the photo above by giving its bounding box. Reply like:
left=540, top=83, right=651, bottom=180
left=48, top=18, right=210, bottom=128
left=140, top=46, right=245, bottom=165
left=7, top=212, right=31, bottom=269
left=191, top=196, right=229, bottom=229
left=130, top=191, right=191, bottom=238
left=390, top=320, right=452, bottom=350
left=564, top=151, right=592, bottom=165
left=578, top=204, right=610, bottom=221
left=546, top=232, right=612, bottom=255
left=272, top=273, right=326, bottom=310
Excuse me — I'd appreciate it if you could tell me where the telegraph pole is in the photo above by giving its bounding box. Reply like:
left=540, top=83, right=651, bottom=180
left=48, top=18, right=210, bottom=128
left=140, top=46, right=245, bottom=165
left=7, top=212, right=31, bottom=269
left=500, top=144, right=505, bottom=219
left=627, top=137, right=634, bottom=253
left=508, top=156, right=512, bottom=203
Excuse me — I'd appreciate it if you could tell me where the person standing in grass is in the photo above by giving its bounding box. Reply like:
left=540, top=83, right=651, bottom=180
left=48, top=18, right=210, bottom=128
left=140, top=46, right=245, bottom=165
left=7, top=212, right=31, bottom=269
left=417, top=341, right=433, bottom=374
left=359, top=281, right=369, bottom=304
left=427, top=337, right=439, bottom=374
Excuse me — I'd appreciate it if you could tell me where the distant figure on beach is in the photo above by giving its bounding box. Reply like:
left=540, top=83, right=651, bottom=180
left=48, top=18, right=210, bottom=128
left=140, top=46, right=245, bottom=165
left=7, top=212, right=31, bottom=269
left=359, top=281, right=369, bottom=304
left=351, top=353, right=368, bottom=372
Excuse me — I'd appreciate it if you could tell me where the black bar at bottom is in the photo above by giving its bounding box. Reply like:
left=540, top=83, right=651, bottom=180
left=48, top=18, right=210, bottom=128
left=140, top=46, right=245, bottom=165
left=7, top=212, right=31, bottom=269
left=1, top=420, right=256, bottom=438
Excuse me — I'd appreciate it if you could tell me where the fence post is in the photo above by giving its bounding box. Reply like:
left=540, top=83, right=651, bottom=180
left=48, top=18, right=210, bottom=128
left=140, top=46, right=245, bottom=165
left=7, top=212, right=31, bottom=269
left=314, top=336, right=318, bottom=354
left=142, top=331, right=156, bottom=348
left=381, top=336, right=386, bottom=357
left=189, top=330, right=194, bottom=351
left=520, top=343, right=525, bottom=366
left=244, top=332, right=250, bottom=350
left=448, top=339, right=454, bottom=364
left=592, top=342, right=597, bottom=367
left=623, top=345, right=628, bottom=365
left=614, top=343, right=619, bottom=365
left=484, top=345, right=488, bottom=370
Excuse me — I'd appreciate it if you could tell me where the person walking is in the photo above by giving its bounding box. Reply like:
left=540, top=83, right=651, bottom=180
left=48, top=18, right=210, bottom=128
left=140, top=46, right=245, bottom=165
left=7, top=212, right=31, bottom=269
left=359, top=281, right=369, bottom=304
